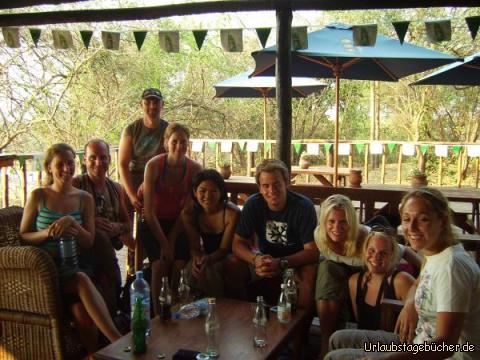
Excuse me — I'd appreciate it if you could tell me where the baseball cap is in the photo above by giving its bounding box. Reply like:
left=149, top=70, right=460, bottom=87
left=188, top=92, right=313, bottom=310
left=142, top=88, right=163, bottom=100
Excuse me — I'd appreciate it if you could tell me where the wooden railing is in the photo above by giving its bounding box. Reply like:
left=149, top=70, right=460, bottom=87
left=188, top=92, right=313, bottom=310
left=1, top=138, right=479, bottom=207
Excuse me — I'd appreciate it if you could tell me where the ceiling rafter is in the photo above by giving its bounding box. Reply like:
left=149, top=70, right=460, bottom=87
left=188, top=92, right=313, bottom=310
left=0, top=0, right=90, bottom=11
left=0, top=0, right=477, bottom=27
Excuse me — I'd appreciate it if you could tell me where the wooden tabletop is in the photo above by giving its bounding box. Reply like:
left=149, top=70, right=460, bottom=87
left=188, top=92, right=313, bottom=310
left=94, top=298, right=307, bottom=360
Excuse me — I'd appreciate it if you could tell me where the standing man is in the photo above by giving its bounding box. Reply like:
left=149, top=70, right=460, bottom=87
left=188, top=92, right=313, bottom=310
left=225, top=159, right=318, bottom=356
left=118, top=88, right=169, bottom=273
left=73, top=139, right=133, bottom=314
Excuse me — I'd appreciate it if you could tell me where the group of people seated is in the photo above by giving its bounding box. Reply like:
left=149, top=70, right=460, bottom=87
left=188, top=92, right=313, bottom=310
left=18, top=88, right=480, bottom=359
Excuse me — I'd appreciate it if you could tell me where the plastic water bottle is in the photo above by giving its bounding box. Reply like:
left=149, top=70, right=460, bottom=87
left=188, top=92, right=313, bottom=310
left=277, top=283, right=291, bottom=324
left=284, top=268, right=298, bottom=314
left=205, top=298, right=220, bottom=357
left=130, top=271, right=150, bottom=336
left=132, top=297, right=147, bottom=353
left=253, top=296, right=267, bottom=347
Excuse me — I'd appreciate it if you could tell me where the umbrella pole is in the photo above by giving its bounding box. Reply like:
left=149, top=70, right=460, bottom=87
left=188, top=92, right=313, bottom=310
left=334, top=68, right=340, bottom=187
left=263, top=94, right=268, bottom=159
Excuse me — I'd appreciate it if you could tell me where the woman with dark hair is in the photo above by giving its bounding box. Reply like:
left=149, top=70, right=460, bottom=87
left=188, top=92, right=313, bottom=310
left=20, top=143, right=121, bottom=354
left=181, top=169, right=240, bottom=297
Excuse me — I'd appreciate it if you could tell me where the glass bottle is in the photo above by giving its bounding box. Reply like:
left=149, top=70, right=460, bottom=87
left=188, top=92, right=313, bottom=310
left=277, top=283, right=291, bottom=324
left=178, top=268, right=190, bottom=305
left=283, top=268, right=298, bottom=314
left=130, top=271, right=150, bottom=336
left=159, top=276, right=172, bottom=322
left=253, top=296, right=267, bottom=347
left=205, top=298, right=220, bottom=357
left=132, top=297, right=147, bottom=354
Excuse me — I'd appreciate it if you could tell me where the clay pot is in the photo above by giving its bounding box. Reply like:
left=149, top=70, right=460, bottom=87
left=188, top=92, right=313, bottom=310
left=411, top=175, right=428, bottom=188
left=299, top=157, right=310, bottom=169
left=218, top=166, right=232, bottom=180
left=348, top=169, right=362, bottom=188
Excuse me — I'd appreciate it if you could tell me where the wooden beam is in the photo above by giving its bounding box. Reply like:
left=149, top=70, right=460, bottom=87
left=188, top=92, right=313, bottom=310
left=0, top=0, right=477, bottom=27
left=0, top=0, right=89, bottom=10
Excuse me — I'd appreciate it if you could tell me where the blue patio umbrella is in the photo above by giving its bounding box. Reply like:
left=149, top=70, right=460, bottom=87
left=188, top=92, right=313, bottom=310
left=251, top=23, right=458, bottom=183
left=214, top=71, right=326, bottom=152
left=411, top=52, right=480, bottom=85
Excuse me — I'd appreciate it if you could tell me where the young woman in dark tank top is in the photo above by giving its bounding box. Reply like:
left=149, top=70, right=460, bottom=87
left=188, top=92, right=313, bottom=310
left=181, top=169, right=240, bottom=297
left=348, top=230, right=415, bottom=330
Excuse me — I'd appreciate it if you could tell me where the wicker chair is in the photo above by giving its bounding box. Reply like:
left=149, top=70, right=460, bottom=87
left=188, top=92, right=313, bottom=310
left=0, top=206, right=84, bottom=360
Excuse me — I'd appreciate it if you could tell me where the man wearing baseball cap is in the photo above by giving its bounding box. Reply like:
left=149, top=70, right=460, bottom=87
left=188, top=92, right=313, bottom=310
left=118, top=87, right=169, bottom=273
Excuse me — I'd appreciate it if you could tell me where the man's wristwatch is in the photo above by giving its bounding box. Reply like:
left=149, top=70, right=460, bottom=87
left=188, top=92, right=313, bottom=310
left=279, top=257, right=289, bottom=271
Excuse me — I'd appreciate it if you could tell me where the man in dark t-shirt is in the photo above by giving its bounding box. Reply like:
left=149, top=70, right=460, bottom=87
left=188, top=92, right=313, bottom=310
left=225, top=159, right=318, bottom=309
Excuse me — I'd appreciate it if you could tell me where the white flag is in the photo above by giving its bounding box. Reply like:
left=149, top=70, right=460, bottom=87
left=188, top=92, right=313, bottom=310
left=434, top=145, right=448, bottom=157
left=338, top=143, right=351, bottom=155
left=221, top=140, right=232, bottom=153
left=246, top=141, right=259, bottom=152
left=467, top=145, right=480, bottom=157
left=191, top=140, right=203, bottom=152
left=306, top=143, right=319, bottom=155
left=370, top=142, right=383, bottom=155
left=402, top=143, right=416, bottom=156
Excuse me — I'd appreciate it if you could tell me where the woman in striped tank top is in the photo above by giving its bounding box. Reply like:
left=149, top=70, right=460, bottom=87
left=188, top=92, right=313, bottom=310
left=20, top=143, right=121, bottom=354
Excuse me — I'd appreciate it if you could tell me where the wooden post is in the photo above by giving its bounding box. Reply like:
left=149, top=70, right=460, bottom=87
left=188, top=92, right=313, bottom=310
left=381, top=145, right=386, bottom=184
left=215, top=143, right=220, bottom=169
left=202, top=143, right=206, bottom=168
left=438, top=157, right=443, bottom=186
left=22, top=160, right=28, bottom=205
left=364, top=143, right=369, bottom=184
left=247, top=151, right=252, bottom=176
left=2, top=167, right=9, bottom=207
left=476, top=157, right=479, bottom=189
left=275, top=5, right=292, bottom=170
left=397, top=149, right=403, bottom=184
left=230, top=151, right=234, bottom=174
left=457, top=148, right=463, bottom=188
left=114, top=148, right=120, bottom=181
left=348, top=145, right=353, bottom=169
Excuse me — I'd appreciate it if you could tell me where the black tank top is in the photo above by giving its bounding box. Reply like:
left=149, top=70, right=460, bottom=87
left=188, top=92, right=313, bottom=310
left=355, top=269, right=399, bottom=330
left=197, top=205, right=226, bottom=255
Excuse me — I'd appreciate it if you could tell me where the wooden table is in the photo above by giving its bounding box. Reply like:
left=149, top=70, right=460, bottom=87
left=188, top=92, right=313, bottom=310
left=94, top=298, right=307, bottom=360
left=249, top=166, right=354, bottom=186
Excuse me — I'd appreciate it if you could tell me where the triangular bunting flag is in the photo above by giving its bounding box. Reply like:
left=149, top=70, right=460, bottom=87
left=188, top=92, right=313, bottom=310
left=246, top=141, right=259, bottom=152
left=255, top=28, right=271, bottom=48
left=467, top=145, right=480, bottom=157
left=2, top=27, right=20, bottom=48
left=370, top=142, right=383, bottom=155
left=207, top=142, right=216, bottom=151
left=387, top=143, right=396, bottom=153
left=159, top=31, right=180, bottom=53
left=80, top=30, right=93, bottom=49
left=237, top=140, right=246, bottom=151
left=29, top=28, right=41, bottom=47
left=102, top=31, right=120, bottom=50
left=33, top=154, right=43, bottom=171
left=324, top=143, right=332, bottom=152
left=291, top=27, right=308, bottom=50
left=338, top=143, right=350, bottom=155
left=264, top=142, right=271, bottom=152
left=17, top=155, right=27, bottom=169
left=402, top=143, right=415, bottom=156
left=392, top=21, right=410, bottom=44
left=193, top=30, right=207, bottom=50
left=133, top=31, right=147, bottom=51
left=466, top=16, right=480, bottom=40
left=52, top=30, right=73, bottom=49
left=420, top=144, right=429, bottom=155
left=425, top=20, right=451, bottom=43
left=293, top=143, right=302, bottom=155
left=221, top=29, right=243, bottom=52
left=78, top=153, right=84, bottom=163
left=353, top=24, right=377, bottom=46
left=452, top=145, right=462, bottom=154
left=355, top=143, right=365, bottom=153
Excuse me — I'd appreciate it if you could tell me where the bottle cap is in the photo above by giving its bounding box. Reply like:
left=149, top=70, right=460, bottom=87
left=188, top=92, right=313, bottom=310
left=208, top=297, right=216, bottom=304
left=136, top=271, right=143, bottom=279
